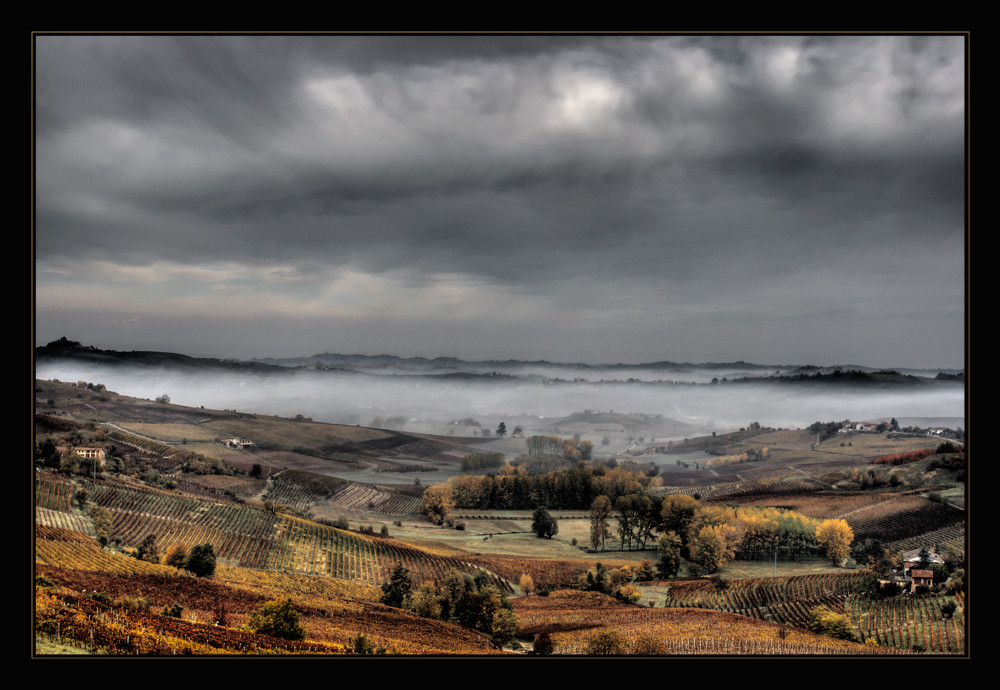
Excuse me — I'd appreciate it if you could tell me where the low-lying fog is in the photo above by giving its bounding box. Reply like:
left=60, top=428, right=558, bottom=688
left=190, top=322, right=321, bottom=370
left=35, top=360, right=966, bottom=437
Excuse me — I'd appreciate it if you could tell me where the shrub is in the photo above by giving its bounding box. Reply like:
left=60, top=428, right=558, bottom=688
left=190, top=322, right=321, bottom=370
left=806, top=605, right=857, bottom=641
left=519, top=573, right=534, bottom=594
left=615, top=584, right=642, bottom=604
left=164, top=543, right=188, bottom=568
left=121, top=597, right=151, bottom=612
left=491, top=608, right=519, bottom=646
left=710, top=574, right=730, bottom=591
left=586, top=630, right=627, bottom=655
left=184, top=543, right=216, bottom=578
left=135, top=534, right=159, bottom=563
left=162, top=602, right=183, bottom=618
left=246, top=598, right=307, bottom=641
left=533, top=631, right=555, bottom=656
left=349, top=633, right=378, bottom=654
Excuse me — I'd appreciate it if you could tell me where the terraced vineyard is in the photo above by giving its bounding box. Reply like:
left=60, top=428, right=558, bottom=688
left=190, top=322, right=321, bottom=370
left=886, top=522, right=965, bottom=556
left=836, top=494, right=964, bottom=543
left=36, top=508, right=94, bottom=538
left=657, top=476, right=827, bottom=503
left=35, top=472, right=75, bottom=512
left=513, top=590, right=904, bottom=655
left=659, top=572, right=966, bottom=653
left=663, top=573, right=866, bottom=626
left=326, top=482, right=423, bottom=515
left=35, top=471, right=509, bottom=592
left=844, top=590, right=966, bottom=652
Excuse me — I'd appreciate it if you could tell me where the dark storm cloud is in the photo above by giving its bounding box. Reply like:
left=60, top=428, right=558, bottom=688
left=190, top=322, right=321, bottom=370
left=34, top=33, right=966, bottom=367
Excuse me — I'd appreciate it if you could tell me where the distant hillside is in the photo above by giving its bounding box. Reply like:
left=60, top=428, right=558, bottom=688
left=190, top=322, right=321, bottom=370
left=35, top=337, right=292, bottom=375
left=36, top=339, right=964, bottom=389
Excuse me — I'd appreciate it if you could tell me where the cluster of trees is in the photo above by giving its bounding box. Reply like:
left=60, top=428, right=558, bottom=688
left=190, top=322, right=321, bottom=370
left=808, top=420, right=850, bottom=441
left=844, top=466, right=904, bottom=489
left=181, top=454, right=234, bottom=476
left=576, top=561, right=655, bottom=603
left=524, top=435, right=593, bottom=462
left=130, top=536, right=217, bottom=577
left=460, top=452, right=506, bottom=471
left=423, top=461, right=656, bottom=519
left=589, top=493, right=854, bottom=575
left=927, top=452, right=965, bottom=481
left=380, top=563, right=518, bottom=646
left=704, top=448, right=770, bottom=468
left=590, top=493, right=694, bottom=557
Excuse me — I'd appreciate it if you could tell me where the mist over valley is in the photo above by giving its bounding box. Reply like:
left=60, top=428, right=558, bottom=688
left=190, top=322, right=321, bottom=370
left=34, top=341, right=965, bottom=441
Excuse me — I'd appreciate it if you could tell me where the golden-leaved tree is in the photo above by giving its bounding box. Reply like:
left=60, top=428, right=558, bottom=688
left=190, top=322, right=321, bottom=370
left=421, top=483, right=455, bottom=524
left=815, top=519, right=854, bottom=565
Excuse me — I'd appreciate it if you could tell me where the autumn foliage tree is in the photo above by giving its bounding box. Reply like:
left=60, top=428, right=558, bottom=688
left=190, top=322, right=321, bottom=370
left=589, top=495, right=613, bottom=551
left=660, top=494, right=698, bottom=543
left=815, top=519, right=854, bottom=566
left=688, top=523, right=741, bottom=574
left=164, top=543, right=188, bottom=568
left=421, top=483, right=455, bottom=525
left=519, top=573, right=534, bottom=594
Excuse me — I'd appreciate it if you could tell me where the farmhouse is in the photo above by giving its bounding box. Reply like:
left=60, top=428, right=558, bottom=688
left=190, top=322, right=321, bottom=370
left=220, top=437, right=256, bottom=449
left=901, top=548, right=945, bottom=573
left=839, top=421, right=880, bottom=433
left=56, top=446, right=106, bottom=466
left=927, top=427, right=955, bottom=437
left=910, top=569, right=934, bottom=593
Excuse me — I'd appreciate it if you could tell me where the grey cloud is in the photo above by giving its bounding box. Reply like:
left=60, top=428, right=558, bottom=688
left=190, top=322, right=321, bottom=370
left=34, top=33, right=966, bottom=368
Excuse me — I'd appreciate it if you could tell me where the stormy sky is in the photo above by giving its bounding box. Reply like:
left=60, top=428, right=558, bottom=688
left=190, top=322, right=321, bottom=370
left=34, top=34, right=967, bottom=369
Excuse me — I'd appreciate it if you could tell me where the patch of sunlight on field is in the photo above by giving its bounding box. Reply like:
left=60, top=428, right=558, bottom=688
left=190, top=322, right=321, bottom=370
left=109, top=423, right=219, bottom=442
left=183, top=442, right=249, bottom=461
left=718, top=556, right=845, bottom=579
left=816, top=433, right=938, bottom=457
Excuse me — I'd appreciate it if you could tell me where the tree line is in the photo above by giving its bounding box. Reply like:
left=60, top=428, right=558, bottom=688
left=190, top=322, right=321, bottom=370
left=424, top=461, right=656, bottom=514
